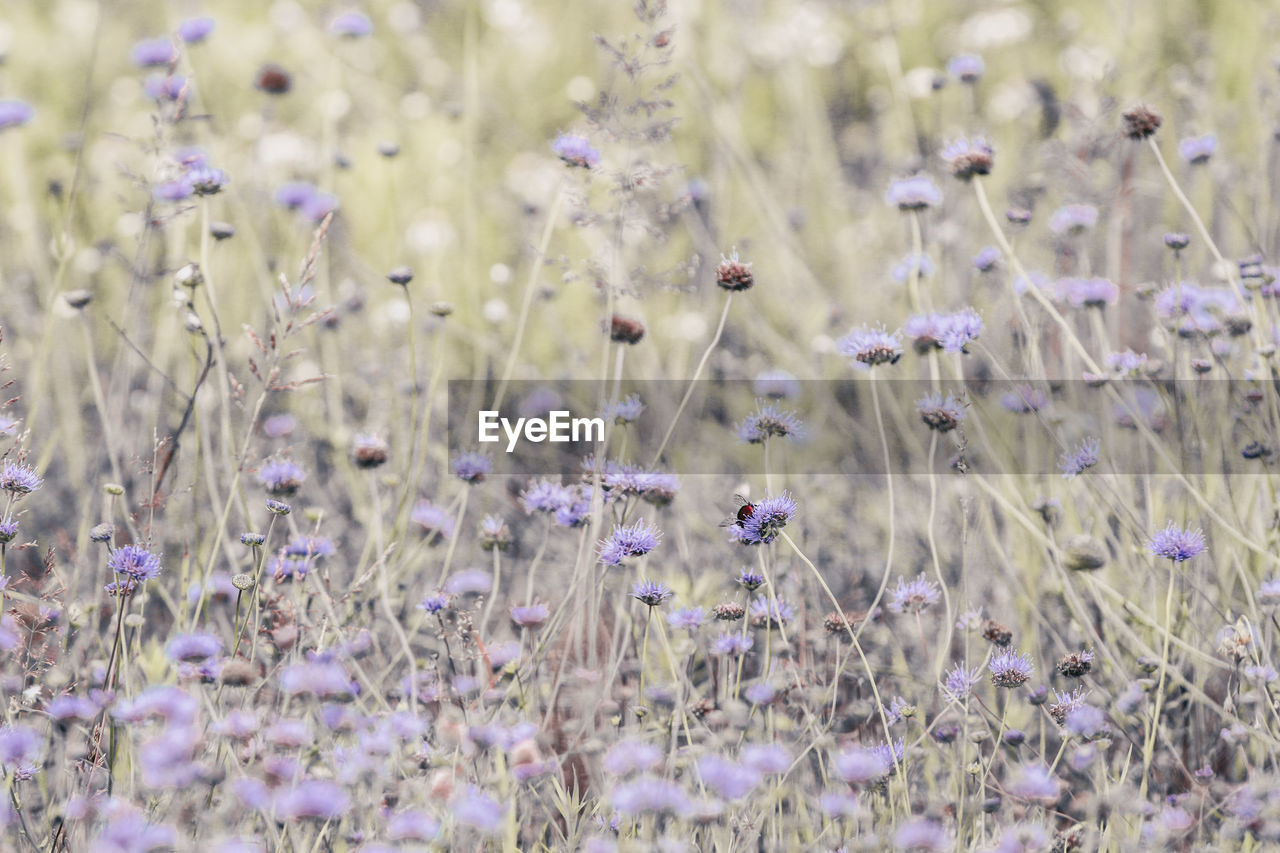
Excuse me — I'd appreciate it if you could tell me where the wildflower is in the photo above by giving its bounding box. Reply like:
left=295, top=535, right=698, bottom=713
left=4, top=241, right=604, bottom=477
left=419, top=592, right=451, bottom=614
left=388, top=809, right=441, bottom=842
left=609, top=315, right=645, bottom=344
left=1056, top=649, right=1093, bottom=678
left=605, top=394, right=645, bottom=424
left=892, top=252, right=934, bottom=283
left=753, top=370, right=800, bottom=399
left=905, top=308, right=983, bottom=353
left=883, top=696, right=914, bottom=724
left=947, top=53, right=984, bottom=83
left=711, top=633, right=753, bottom=655
left=451, top=452, right=491, bottom=483
left=819, top=790, right=859, bottom=817
left=736, top=569, right=766, bottom=592
left=823, top=610, right=861, bottom=635
left=833, top=746, right=891, bottom=784
left=666, top=606, right=704, bottom=631
left=131, top=37, right=177, bottom=67
left=894, top=818, right=950, bottom=851
left=888, top=573, right=940, bottom=614
left=257, top=459, right=305, bottom=497
left=350, top=433, right=389, bottom=468
left=301, top=192, right=339, bottom=223
left=885, top=175, right=942, bottom=211
left=1056, top=276, right=1117, bottom=308
left=989, top=649, right=1034, bottom=687
left=917, top=392, right=966, bottom=433
left=602, top=740, right=662, bottom=775
left=1164, top=232, right=1190, bottom=251
left=712, top=602, right=745, bottom=621
left=510, top=603, right=549, bottom=628
left=1063, top=705, right=1108, bottom=739
left=0, top=101, right=33, bottom=131
left=1059, top=437, right=1100, bottom=477
left=729, top=492, right=796, bottom=545
left=742, top=743, right=790, bottom=774
left=942, top=665, right=982, bottom=702
left=165, top=633, right=223, bottom=663
left=521, top=478, right=572, bottom=514
left=143, top=74, right=189, bottom=101
left=598, top=520, right=662, bottom=566
left=1047, top=687, right=1086, bottom=724
left=941, top=137, right=994, bottom=180
left=749, top=595, right=795, bottom=628
left=46, top=695, right=98, bottom=722
left=1178, top=134, right=1217, bottom=165
left=737, top=400, right=803, bottom=444
left=279, top=660, right=355, bottom=699
left=387, top=265, right=414, bottom=285
left=0, top=462, right=42, bottom=495
left=274, top=182, right=316, bottom=210
left=1122, top=104, right=1162, bottom=139
left=411, top=500, right=455, bottom=541
left=1259, top=577, right=1280, bottom=607
left=610, top=777, right=688, bottom=817
left=329, top=11, right=373, bottom=37
left=698, top=755, right=761, bottom=800
left=629, top=579, right=674, bottom=607
left=276, top=780, right=350, bottom=821
left=838, top=325, right=903, bottom=369
left=188, top=167, right=228, bottom=196
left=177, top=16, right=216, bottom=43
left=1044, top=203, right=1095, bottom=235
left=744, top=682, right=777, bottom=704
left=456, top=513, right=498, bottom=553
left=552, top=133, right=600, bottom=169
left=716, top=250, right=754, bottom=291
left=266, top=499, right=291, bottom=516
left=1007, top=763, right=1061, bottom=804
left=0, top=518, right=17, bottom=544
left=974, top=246, right=1001, bottom=272
left=1147, top=522, right=1206, bottom=561
left=445, top=569, right=491, bottom=595
left=1000, top=385, right=1048, bottom=413
left=1219, top=618, right=1258, bottom=661
left=0, top=725, right=41, bottom=771
left=106, top=545, right=163, bottom=595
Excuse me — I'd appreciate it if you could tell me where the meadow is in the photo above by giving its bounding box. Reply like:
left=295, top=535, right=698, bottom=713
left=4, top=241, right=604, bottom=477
left=0, top=0, right=1279, bottom=849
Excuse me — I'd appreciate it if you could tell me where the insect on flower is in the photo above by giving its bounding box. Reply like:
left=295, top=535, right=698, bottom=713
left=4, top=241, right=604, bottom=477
left=717, top=494, right=755, bottom=529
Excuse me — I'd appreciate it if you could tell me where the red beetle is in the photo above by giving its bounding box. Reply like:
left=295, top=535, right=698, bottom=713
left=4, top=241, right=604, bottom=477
left=718, top=494, right=755, bottom=528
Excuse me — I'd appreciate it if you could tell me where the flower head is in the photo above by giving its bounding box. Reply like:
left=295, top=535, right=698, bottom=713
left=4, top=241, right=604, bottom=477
left=419, top=592, right=451, bottom=614
left=131, top=37, right=178, bottom=67
left=598, top=520, right=662, bottom=566
left=730, top=492, right=796, bottom=545
left=329, top=11, right=373, bottom=37
left=749, top=595, right=795, bottom=628
left=666, top=606, right=704, bottom=631
left=1179, top=133, right=1217, bottom=165
left=411, top=500, right=456, bottom=541
left=177, top=17, right=216, bottom=43
left=451, top=452, right=491, bottom=483
left=107, top=545, right=163, bottom=595
left=942, top=665, right=982, bottom=703
left=552, top=133, right=599, bottom=169
left=917, top=392, right=966, bottom=433
left=510, top=603, right=550, bottom=628
left=0, top=101, right=33, bottom=131
left=838, top=325, right=902, bottom=369
left=947, top=53, right=985, bottom=83
left=1056, top=276, right=1117, bottom=308
left=711, top=633, right=753, bottom=655
left=257, top=459, right=305, bottom=497
left=716, top=250, right=754, bottom=291
left=737, top=401, right=803, bottom=444
left=886, top=175, right=942, bottom=211
left=0, top=462, right=42, bottom=496
left=1059, top=437, right=1100, bottom=478
left=1147, top=522, right=1206, bottom=562
left=605, top=394, right=645, bottom=424
left=989, top=649, right=1034, bottom=688
left=889, top=573, right=941, bottom=614
left=1121, top=104, right=1162, bottom=140
left=629, top=579, right=674, bottom=607
left=736, top=568, right=766, bottom=592
left=941, top=137, right=993, bottom=180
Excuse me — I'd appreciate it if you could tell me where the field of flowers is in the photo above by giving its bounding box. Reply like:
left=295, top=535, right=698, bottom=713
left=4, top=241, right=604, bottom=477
left=2, top=0, right=1280, bottom=850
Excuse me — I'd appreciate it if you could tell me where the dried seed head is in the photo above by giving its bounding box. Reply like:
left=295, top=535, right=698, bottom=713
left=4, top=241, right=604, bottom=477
left=255, top=64, right=292, bottom=94
left=231, top=573, right=255, bottom=591
left=982, top=619, right=1013, bottom=647
left=352, top=434, right=390, bottom=469
left=823, top=611, right=861, bottom=636
left=609, top=314, right=645, bottom=344
left=1121, top=104, right=1162, bottom=140
left=89, top=523, right=115, bottom=542
left=386, top=266, right=414, bottom=286
left=1056, top=650, right=1093, bottom=678
left=716, top=251, right=754, bottom=292
left=220, top=659, right=259, bottom=686
left=210, top=221, right=236, bottom=241
left=712, top=601, right=745, bottom=621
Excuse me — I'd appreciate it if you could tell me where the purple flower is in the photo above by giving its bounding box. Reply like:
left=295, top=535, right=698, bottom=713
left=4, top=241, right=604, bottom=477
left=453, top=786, right=506, bottom=834
left=0, top=725, right=41, bottom=770
left=602, top=740, right=662, bottom=775
left=697, top=755, right=761, bottom=800
left=275, top=780, right=350, bottom=821
left=1006, top=763, right=1061, bottom=803
left=387, top=809, right=441, bottom=842
left=610, top=776, right=688, bottom=816
left=749, top=595, right=795, bottom=628
left=0, top=101, right=33, bottom=131
left=1059, top=437, right=1100, bottom=478
left=666, top=606, right=704, bottom=631
left=188, top=167, right=228, bottom=196
left=444, top=569, right=491, bottom=595
left=904, top=308, right=983, bottom=354
left=0, top=461, right=42, bottom=495
left=510, top=603, right=550, bottom=628
left=1055, top=276, right=1118, bottom=308
left=744, top=682, right=776, bottom=704
left=917, top=392, right=966, bottom=433
left=737, top=401, right=803, bottom=444
left=819, top=790, right=859, bottom=817
left=894, top=818, right=951, bottom=851
left=630, top=579, right=674, bottom=607
left=711, top=633, right=753, bottom=656
left=1179, top=133, right=1217, bottom=165
left=1048, top=204, right=1098, bottom=235
left=1106, top=349, right=1147, bottom=373
left=279, top=660, right=355, bottom=699
left=154, top=178, right=193, bottom=202
left=941, top=136, right=993, bottom=180
left=889, top=573, right=940, bottom=614
left=521, top=478, right=572, bottom=514
left=599, top=462, right=679, bottom=506
left=947, top=53, right=985, bottom=83
left=729, top=492, right=796, bottom=545
left=1147, top=522, right=1206, bottom=562
left=605, top=393, right=645, bottom=423
left=92, top=807, right=176, bottom=853
left=974, top=246, right=1001, bottom=272
left=989, top=649, right=1034, bottom=688
left=742, top=743, right=790, bottom=773
left=329, top=11, right=374, bottom=37
left=107, top=545, right=163, bottom=594
left=753, top=370, right=800, bottom=399
left=0, top=517, right=18, bottom=544
left=1259, top=577, right=1280, bottom=607
left=942, top=665, right=982, bottom=702
left=177, top=17, right=216, bottom=43
left=419, top=592, right=451, bottom=614
left=1000, top=385, right=1048, bottom=413
left=832, top=746, right=890, bottom=784
left=838, top=325, right=902, bottom=369
left=143, top=74, right=189, bottom=101
left=411, top=500, right=455, bottom=541
left=598, top=520, right=662, bottom=566
left=451, top=452, right=491, bottom=483
left=257, top=459, right=305, bottom=496
left=1064, top=704, right=1108, bottom=739
left=131, top=37, right=178, bottom=67
left=300, top=192, right=339, bottom=222
left=46, top=695, right=98, bottom=722
left=885, top=175, right=942, bottom=211
left=892, top=252, right=934, bottom=283
left=552, top=133, right=600, bottom=168
left=736, top=569, right=766, bottom=591
left=274, top=182, right=317, bottom=209
left=165, top=633, right=222, bottom=663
